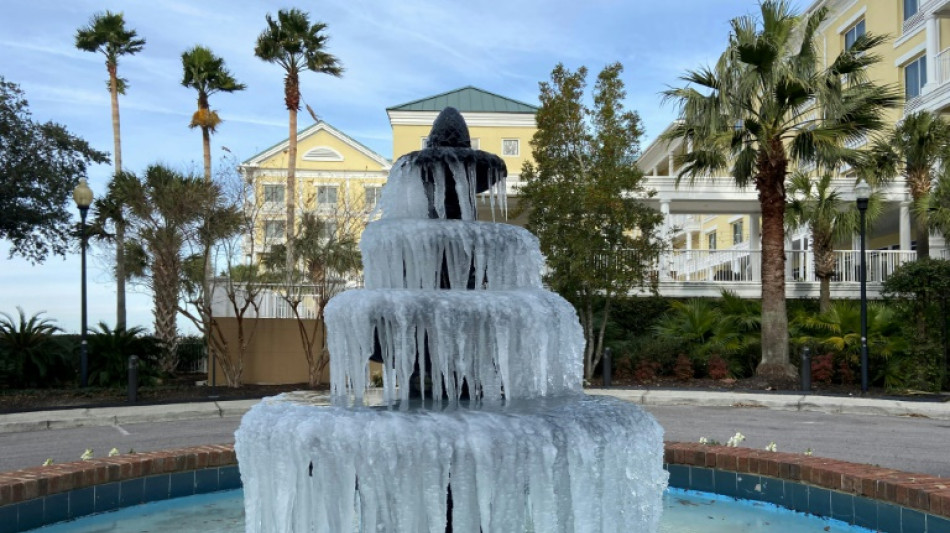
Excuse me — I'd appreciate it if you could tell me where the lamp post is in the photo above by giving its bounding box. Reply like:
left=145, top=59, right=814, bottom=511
left=855, top=178, right=871, bottom=394
left=73, top=178, right=93, bottom=388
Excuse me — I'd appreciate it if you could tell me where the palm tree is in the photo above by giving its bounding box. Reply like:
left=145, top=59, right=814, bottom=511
left=181, top=46, right=246, bottom=183
left=75, top=11, right=145, bottom=329
left=786, top=171, right=881, bottom=313
left=864, top=111, right=950, bottom=259
left=662, top=1, right=898, bottom=380
left=254, top=8, right=343, bottom=275
left=121, top=165, right=222, bottom=374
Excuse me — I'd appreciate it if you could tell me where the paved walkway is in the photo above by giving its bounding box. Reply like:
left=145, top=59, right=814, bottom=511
left=1, top=388, right=947, bottom=434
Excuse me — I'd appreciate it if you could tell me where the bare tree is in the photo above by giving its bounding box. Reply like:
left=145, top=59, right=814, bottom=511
left=264, top=183, right=366, bottom=387
left=179, top=156, right=270, bottom=387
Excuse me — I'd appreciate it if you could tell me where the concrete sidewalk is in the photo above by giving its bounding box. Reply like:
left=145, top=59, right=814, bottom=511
left=0, top=388, right=947, bottom=434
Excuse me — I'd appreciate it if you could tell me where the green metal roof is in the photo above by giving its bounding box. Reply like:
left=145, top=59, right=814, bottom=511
left=387, top=86, right=538, bottom=113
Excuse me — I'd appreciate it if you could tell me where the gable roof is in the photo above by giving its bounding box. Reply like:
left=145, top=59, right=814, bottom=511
left=242, top=121, right=391, bottom=169
left=387, top=86, right=538, bottom=114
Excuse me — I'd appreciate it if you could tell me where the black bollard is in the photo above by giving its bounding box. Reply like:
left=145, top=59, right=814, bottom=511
left=603, top=347, right=612, bottom=388
left=800, top=346, right=811, bottom=393
left=128, top=355, right=139, bottom=403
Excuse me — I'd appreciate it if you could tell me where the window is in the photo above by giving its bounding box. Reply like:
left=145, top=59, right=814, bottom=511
left=321, top=220, right=338, bottom=242
left=502, top=139, right=519, bottom=157
left=844, top=19, right=865, bottom=50
left=470, top=138, right=480, bottom=150
left=707, top=231, right=717, bottom=251
left=263, top=184, right=284, bottom=204
left=364, top=185, right=381, bottom=210
left=904, top=0, right=919, bottom=21
left=732, top=220, right=744, bottom=245
left=302, top=146, right=343, bottom=162
left=316, top=185, right=338, bottom=206
left=264, top=220, right=285, bottom=240
left=905, top=55, right=927, bottom=99
left=421, top=137, right=428, bottom=149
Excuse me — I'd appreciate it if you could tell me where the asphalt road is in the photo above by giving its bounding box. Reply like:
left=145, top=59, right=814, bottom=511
left=1, top=405, right=948, bottom=477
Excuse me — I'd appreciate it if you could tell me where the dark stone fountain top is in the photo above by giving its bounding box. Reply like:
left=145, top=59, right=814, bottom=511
left=428, top=106, right=471, bottom=148
left=398, top=107, right=507, bottom=219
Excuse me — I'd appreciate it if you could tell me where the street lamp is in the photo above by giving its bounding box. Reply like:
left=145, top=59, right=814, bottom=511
left=73, top=178, right=93, bottom=388
left=855, top=178, right=871, bottom=394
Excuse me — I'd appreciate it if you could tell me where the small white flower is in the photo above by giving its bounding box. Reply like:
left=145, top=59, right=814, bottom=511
left=80, top=448, right=94, bottom=461
left=804, top=448, right=813, bottom=456
left=765, top=441, right=777, bottom=452
left=726, top=432, right=746, bottom=447
left=42, top=458, right=54, bottom=466
left=108, top=448, right=120, bottom=457
left=699, top=437, right=709, bottom=445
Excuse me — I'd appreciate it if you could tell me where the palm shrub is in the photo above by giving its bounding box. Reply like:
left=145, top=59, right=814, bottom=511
left=652, top=291, right=761, bottom=378
left=791, top=301, right=906, bottom=389
left=85, top=323, right=161, bottom=387
left=0, top=308, right=73, bottom=388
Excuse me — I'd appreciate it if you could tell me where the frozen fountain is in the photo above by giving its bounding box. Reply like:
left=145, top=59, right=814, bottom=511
left=235, top=108, right=668, bottom=532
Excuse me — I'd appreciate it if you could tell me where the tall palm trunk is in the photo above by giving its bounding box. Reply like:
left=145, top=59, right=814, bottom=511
left=814, top=246, right=835, bottom=314
left=756, top=145, right=793, bottom=379
left=910, top=171, right=931, bottom=259
left=154, top=239, right=181, bottom=373
left=284, top=72, right=300, bottom=275
left=108, top=63, right=126, bottom=329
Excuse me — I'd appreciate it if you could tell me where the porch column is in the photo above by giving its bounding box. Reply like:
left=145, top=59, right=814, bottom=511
left=925, top=14, right=939, bottom=92
left=900, top=198, right=912, bottom=250
left=750, top=214, right=761, bottom=282
left=668, top=152, right=675, bottom=176
left=652, top=166, right=658, bottom=177
left=660, top=199, right=672, bottom=280
left=805, top=235, right=814, bottom=282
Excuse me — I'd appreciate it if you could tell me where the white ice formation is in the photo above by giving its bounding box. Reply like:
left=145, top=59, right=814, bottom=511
left=235, top=109, right=667, bottom=532
left=237, top=395, right=667, bottom=533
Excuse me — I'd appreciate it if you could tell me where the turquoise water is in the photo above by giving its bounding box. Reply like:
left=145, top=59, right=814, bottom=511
left=30, top=488, right=874, bottom=532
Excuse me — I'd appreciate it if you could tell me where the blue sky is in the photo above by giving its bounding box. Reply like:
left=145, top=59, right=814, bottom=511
left=0, top=0, right=793, bottom=334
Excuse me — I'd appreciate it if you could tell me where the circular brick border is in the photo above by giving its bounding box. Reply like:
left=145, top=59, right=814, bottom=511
left=0, top=442, right=947, bottom=532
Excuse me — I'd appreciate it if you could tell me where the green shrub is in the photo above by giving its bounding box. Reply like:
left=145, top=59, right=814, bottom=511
left=86, top=323, right=162, bottom=387
left=0, top=308, right=73, bottom=388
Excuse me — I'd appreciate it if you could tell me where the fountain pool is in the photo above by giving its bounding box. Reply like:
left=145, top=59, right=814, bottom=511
left=25, top=488, right=877, bottom=533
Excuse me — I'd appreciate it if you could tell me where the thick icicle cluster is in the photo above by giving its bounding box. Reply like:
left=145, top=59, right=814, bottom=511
left=377, top=152, right=507, bottom=221
left=361, top=219, right=542, bottom=290
left=236, top=107, right=667, bottom=533
left=327, top=290, right=582, bottom=403
left=235, top=395, right=667, bottom=533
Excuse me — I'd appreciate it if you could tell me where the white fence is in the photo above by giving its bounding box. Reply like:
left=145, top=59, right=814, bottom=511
left=211, top=283, right=325, bottom=319
left=662, top=249, right=918, bottom=284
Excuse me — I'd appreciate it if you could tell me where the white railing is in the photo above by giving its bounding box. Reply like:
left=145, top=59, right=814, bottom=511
left=668, top=249, right=756, bottom=281
left=660, top=249, right=918, bottom=284
left=937, top=47, right=950, bottom=86
left=211, top=283, right=329, bottom=319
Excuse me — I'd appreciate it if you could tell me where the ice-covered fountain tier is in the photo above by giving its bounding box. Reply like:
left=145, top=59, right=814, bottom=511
left=235, top=108, right=668, bottom=532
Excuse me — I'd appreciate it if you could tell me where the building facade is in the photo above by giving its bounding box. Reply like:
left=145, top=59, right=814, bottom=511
left=636, top=0, right=949, bottom=298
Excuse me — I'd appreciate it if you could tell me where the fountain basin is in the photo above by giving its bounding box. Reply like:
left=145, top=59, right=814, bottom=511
left=235, top=394, right=667, bottom=532
left=2, top=440, right=949, bottom=532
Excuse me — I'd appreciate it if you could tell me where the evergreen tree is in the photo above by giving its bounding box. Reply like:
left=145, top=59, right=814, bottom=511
left=521, top=63, right=663, bottom=380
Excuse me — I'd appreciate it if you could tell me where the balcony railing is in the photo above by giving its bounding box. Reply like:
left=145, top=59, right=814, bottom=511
left=659, top=249, right=917, bottom=284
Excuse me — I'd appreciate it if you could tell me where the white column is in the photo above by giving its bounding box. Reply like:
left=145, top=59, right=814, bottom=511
left=750, top=214, right=761, bottom=282
left=925, top=15, right=939, bottom=92
left=900, top=199, right=912, bottom=251
left=652, top=166, right=658, bottom=177
left=660, top=200, right=671, bottom=280
left=668, top=152, right=675, bottom=176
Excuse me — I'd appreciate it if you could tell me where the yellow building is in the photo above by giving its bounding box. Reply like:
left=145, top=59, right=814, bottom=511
left=239, top=121, right=392, bottom=264
left=636, top=0, right=948, bottom=298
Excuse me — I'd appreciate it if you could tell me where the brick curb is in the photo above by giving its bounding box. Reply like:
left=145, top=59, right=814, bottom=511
left=665, top=441, right=950, bottom=519
left=1, top=442, right=947, bottom=527
left=0, top=444, right=235, bottom=508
